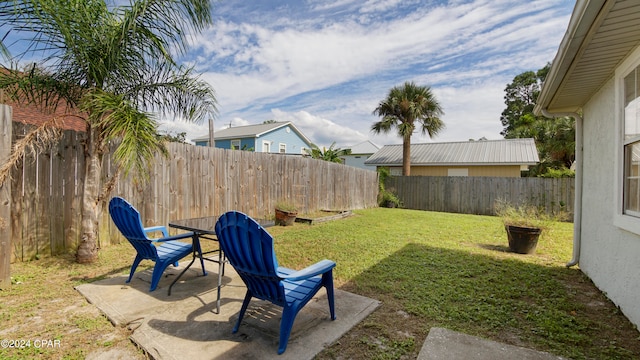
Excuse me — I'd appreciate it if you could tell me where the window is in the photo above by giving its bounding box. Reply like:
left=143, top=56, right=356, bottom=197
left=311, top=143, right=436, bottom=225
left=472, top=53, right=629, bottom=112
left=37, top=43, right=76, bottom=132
left=624, top=65, right=640, bottom=217
left=614, top=47, right=640, bottom=233
left=448, top=168, right=468, bottom=177
left=231, top=139, right=241, bottom=150
left=279, top=143, right=286, bottom=153
left=263, top=141, right=270, bottom=153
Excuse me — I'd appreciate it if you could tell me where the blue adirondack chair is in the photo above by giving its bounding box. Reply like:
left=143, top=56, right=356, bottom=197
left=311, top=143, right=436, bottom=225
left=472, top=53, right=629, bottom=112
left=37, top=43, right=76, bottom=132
left=109, top=196, right=202, bottom=292
left=215, top=211, right=336, bottom=354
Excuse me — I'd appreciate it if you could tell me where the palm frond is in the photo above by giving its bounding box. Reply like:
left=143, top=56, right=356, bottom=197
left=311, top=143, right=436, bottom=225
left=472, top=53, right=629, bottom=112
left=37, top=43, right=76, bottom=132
left=123, top=0, right=212, bottom=58
left=79, top=90, right=165, bottom=177
left=0, top=29, right=10, bottom=60
left=0, top=116, right=62, bottom=186
left=372, top=81, right=444, bottom=138
left=119, top=63, right=217, bottom=123
left=0, top=63, right=81, bottom=112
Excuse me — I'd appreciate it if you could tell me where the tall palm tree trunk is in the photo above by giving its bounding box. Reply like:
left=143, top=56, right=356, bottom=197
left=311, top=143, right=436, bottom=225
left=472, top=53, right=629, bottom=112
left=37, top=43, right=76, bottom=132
left=402, top=133, right=411, bottom=176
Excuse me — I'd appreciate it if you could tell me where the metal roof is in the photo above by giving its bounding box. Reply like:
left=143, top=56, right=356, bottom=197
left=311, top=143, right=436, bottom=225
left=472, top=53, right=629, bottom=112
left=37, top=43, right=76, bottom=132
left=365, top=138, right=539, bottom=166
left=535, top=0, right=640, bottom=114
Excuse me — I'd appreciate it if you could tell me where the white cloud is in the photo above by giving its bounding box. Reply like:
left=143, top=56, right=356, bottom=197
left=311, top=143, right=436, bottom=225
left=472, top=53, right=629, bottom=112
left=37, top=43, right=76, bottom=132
left=164, top=0, right=573, bottom=147
left=271, top=109, right=369, bottom=147
left=360, top=0, right=408, bottom=13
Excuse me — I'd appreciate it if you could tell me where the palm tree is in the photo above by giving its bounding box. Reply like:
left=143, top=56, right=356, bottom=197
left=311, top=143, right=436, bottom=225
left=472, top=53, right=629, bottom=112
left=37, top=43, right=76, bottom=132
left=0, top=0, right=217, bottom=263
left=305, top=142, right=351, bottom=164
left=372, top=81, right=444, bottom=176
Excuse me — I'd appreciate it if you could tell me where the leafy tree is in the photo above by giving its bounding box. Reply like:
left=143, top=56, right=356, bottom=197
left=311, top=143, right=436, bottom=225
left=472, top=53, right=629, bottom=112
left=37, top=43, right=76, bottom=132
left=372, top=81, right=444, bottom=176
left=500, top=66, right=548, bottom=138
left=305, top=142, right=351, bottom=163
left=511, top=115, right=575, bottom=175
left=500, top=65, right=575, bottom=176
left=158, top=131, right=188, bottom=144
left=0, top=0, right=217, bottom=263
left=262, top=119, right=277, bottom=124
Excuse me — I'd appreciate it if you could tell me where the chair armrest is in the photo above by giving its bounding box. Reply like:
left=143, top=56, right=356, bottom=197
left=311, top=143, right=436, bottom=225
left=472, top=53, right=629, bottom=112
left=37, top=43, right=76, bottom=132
left=278, top=259, right=336, bottom=281
left=151, top=232, right=195, bottom=243
left=144, top=225, right=168, bottom=237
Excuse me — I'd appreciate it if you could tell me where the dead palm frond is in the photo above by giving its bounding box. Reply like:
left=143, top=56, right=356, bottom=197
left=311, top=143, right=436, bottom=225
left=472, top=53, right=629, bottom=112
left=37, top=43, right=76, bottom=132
left=0, top=116, right=62, bottom=185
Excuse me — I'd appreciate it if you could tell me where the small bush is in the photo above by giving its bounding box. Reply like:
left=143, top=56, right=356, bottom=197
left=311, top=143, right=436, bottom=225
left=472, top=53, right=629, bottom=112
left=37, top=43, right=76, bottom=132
left=494, top=199, right=569, bottom=228
left=377, top=168, right=402, bottom=208
left=539, top=167, right=575, bottom=178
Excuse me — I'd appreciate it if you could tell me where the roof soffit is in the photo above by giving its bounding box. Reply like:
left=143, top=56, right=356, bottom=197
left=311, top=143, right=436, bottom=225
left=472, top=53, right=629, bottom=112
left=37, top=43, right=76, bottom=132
left=538, top=0, right=640, bottom=113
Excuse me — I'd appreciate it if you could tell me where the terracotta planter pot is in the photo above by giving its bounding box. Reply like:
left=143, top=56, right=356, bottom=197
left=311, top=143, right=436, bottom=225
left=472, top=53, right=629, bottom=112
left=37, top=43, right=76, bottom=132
left=275, top=208, right=297, bottom=226
left=505, top=225, right=541, bottom=254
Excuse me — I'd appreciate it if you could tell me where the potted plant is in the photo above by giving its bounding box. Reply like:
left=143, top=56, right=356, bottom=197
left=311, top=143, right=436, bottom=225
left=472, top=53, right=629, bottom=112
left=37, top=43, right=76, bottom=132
left=275, top=201, right=298, bottom=226
left=494, top=201, right=550, bottom=254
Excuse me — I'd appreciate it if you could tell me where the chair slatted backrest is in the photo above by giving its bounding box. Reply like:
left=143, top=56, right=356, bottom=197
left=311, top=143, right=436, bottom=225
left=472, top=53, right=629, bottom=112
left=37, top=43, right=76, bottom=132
left=216, top=211, right=285, bottom=305
left=109, top=197, right=158, bottom=261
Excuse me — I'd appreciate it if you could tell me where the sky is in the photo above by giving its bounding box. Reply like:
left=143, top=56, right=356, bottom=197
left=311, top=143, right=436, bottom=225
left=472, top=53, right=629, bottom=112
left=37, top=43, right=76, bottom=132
left=1, top=0, right=576, bottom=149
left=157, top=0, right=576, bottom=149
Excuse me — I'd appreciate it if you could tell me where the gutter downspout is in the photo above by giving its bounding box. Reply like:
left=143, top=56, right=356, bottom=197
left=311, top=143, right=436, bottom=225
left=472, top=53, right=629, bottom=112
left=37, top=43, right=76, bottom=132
left=541, top=109, right=582, bottom=267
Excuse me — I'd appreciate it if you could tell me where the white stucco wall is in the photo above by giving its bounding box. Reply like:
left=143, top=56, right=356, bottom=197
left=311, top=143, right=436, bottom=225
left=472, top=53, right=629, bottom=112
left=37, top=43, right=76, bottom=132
left=581, top=76, right=640, bottom=327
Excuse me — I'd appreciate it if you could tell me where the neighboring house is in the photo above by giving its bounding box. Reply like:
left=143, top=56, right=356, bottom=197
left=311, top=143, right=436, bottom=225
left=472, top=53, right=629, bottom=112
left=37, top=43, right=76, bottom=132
left=365, top=138, right=539, bottom=177
left=534, top=0, right=640, bottom=328
left=193, top=121, right=312, bottom=155
left=2, top=97, right=86, bottom=132
left=341, top=140, right=380, bottom=171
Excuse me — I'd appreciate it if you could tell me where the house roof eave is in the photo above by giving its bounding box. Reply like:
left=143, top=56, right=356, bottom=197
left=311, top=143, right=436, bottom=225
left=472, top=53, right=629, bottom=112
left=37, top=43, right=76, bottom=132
left=536, top=0, right=640, bottom=114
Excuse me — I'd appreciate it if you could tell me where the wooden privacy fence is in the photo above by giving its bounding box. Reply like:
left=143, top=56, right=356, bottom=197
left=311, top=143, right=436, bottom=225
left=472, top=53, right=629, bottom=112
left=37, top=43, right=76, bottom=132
left=385, top=176, right=574, bottom=217
left=1, top=106, right=10, bottom=288
left=5, top=117, right=379, bottom=262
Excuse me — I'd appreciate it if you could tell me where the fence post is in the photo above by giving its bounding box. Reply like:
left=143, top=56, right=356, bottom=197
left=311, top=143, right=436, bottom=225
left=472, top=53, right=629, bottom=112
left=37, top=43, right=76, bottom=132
left=0, top=104, right=12, bottom=290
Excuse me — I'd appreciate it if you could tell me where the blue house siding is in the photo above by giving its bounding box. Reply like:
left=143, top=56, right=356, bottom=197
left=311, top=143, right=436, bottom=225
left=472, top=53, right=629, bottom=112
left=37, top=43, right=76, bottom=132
left=257, top=125, right=308, bottom=154
left=215, top=138, right=256, bottom=151
left=192, top=121, right=311, bottom=154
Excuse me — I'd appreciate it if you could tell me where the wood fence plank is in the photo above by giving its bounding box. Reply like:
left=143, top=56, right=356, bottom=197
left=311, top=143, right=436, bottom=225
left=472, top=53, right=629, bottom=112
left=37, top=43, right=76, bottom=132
left=22, top=149, right=37, bottom=259
left=36, top=148, right=52, bottom=256
left=388, top=176, right=574, bottom=217
left=10, top=124, right=26, bottom=262
left=50, top=137, right=65, bottom=254
left=0, top=105, right=12, bottom=288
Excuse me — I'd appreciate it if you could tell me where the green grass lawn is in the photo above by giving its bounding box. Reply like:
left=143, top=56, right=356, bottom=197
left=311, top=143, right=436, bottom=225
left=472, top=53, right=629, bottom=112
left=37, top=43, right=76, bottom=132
left=2, top=208, right=638, bottom=359
left=268, top=208, right=639, bottom=360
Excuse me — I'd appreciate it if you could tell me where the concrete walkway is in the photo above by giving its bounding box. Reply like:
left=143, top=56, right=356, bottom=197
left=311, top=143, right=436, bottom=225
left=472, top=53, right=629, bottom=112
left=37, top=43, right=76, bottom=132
left=418, top=327, right=568, bottom=360
left=76, top=260, right=380, bottom=360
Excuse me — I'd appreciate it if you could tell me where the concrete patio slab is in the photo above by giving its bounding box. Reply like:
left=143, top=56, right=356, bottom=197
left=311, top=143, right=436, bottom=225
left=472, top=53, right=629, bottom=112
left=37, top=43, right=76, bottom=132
left=76, top=260, right=380, bottom=360
left=418, top=327, right=568, bottom=360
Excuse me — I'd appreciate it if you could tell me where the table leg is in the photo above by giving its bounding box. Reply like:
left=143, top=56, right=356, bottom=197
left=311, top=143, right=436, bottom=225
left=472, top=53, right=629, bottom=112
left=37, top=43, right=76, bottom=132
left=194, top=235, right=208, bottom=276
left=216, top=255, right=223, bottom=314
left=168, top=234, right=208, bottom=296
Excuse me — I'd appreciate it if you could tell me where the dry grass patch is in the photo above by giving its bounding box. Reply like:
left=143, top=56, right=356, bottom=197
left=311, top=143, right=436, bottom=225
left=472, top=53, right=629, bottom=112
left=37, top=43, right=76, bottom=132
left=0, top=247, right=147, bottom=360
